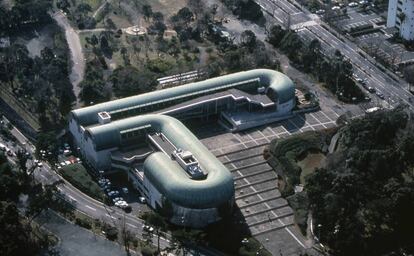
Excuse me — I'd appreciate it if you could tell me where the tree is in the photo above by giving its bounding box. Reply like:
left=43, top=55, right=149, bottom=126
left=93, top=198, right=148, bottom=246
left=142, top=5, right=153, bottom=21
left=188, top=0, right=205, bottom=19
left=143, top=212, right=167, bottom=254
left=240, top=30, right=257, bottom=52
left=267, top=25, right=286, bottom=47
left=176, top=7, right=193, bottom=24
left=79, top=61, right=109, bottom=105
left=306, top=107, right=414, bottom=256
left=238, top=0, right=264, bottom=23
left=110, top=66, right=157, bottom=97
left=279, top=30, right=303, bottom=61
left=404, top=65, right=414, bottom=89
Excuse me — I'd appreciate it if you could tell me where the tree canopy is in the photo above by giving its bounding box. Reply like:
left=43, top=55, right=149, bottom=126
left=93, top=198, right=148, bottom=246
left=306, top=106, right=414, bottom=256
left=110, top=66, right=157, bottom=98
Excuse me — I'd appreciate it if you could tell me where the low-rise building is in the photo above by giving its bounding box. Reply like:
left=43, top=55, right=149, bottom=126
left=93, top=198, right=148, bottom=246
left=68, top=69, right=296, bottom=227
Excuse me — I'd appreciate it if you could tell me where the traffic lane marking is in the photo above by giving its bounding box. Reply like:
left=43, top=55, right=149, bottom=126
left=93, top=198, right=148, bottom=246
left=85, top=205, right=96, bottom=211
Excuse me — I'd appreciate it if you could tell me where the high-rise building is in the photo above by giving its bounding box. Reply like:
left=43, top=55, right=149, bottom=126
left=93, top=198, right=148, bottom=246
left=387, top=0, right=414, bottom=40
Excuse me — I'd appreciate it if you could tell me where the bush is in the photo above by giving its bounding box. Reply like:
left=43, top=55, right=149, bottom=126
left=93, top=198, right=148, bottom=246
left=287, top=192, right=309, bottom=235
left=146, top=58, right=173, bottom=73
left=102, top=224, right=118, bottom=241
left=60, top=164, right=104, bottom=201
left=267, top=131, right=328, bottom=194
left=75, top=217, right=92, bottom=229
left=141, top=246, right=157, bottom=256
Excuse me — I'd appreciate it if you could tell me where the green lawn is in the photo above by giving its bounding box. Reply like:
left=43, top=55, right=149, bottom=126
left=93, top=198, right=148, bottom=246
left=60, top=163, right=104, bottom=201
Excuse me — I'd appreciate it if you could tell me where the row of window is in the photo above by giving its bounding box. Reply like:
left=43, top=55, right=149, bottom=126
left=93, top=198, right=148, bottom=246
left=109, top=81, right=261, bottom=121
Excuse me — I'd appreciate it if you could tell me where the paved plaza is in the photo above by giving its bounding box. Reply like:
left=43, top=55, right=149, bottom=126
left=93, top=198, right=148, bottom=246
left=193, top=108, right=341, bottom=255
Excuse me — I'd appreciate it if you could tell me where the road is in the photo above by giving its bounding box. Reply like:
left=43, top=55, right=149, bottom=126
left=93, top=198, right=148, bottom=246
left=1, top=117, right=222, bottom=255
left=51, top=11, right=85, bottom=106
left=257, top=0, right=414, bottom=110
left=36, top=210, right=132, bottom=256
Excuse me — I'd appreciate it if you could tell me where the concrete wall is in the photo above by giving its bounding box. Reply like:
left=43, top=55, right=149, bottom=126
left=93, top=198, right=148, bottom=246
left=387, top=0, right=398, bottom=27
left=169, top=204, right=220, bottom=228
left=387, top=0, right=414, bottom=40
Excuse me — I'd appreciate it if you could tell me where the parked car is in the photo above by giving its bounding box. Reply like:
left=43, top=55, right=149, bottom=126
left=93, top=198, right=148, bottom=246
left=139, top=197, right=146, bottom=204
left=122, top=187, right=129, bottom=194
left=315, top=9, right=325, bottom=15
left=376, top=91, right=385, bottom=99
left=112, top=197, right=123, bottom=203
left=142, top=225, right=154, bottom=232
left=368, top=87, right=376, bottom=93
left=108, top=191, right=120, bottom=197
left=348, top=2, right=358, bottom=7
left=115, top=200, right=129, bottom=209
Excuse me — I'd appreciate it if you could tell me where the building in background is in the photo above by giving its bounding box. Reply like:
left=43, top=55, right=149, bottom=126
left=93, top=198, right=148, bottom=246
left=387, top=0, right=414, bottom=40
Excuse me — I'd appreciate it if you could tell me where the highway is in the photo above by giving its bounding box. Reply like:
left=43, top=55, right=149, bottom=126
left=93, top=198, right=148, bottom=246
left=258, top=0, right=414, bottom=110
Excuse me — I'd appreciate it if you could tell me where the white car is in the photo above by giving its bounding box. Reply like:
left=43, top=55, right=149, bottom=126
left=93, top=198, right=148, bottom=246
left=65, top=160, right=71, bottom=165
left=138, top=197, right=146, bottom=204
left=143, top=225, right=154, bottom=232
left=331, top=6, right=340, bottom=11
left=37, top=162, right=43, bottom=168
left=60, top=161, right=67, bottom=166
left=113, top=197, right=123, bottom=202
left=348, top=2, right=358, bottom=7
left=115, top=201, right=129, bottom=209
left=315, top=9, right=325, bottom=15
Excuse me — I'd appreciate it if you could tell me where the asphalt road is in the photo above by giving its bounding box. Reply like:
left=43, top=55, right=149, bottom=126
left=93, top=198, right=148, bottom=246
left=51, top=11, right=84, bottom=105
left=37, top=210, right=131, bottom=256
left=2, top=118, right=227, bottom=255
left=258, top=0, right=414, bottom=111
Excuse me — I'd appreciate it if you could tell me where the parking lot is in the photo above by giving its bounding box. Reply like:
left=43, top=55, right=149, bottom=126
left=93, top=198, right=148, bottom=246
left=331, top=5, right=414, bottom=66
left=195, top=108, right=341, bottom=255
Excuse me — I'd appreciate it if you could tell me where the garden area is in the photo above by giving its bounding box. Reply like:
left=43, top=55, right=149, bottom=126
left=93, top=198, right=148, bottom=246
left=264, top=129, right=336, bottom=234
left=60, top=163, right=104, bottom=201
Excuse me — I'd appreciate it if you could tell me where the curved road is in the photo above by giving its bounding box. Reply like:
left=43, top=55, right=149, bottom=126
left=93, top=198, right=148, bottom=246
left=51, top=11, right=85, bottom=106
left=4, top=116, right=219, bottom=255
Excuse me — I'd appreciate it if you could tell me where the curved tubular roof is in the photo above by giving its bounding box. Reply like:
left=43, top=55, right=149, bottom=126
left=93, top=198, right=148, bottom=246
left=85, top=115, right=235, bottom=209
left=71, top=69, right=295, bottom=126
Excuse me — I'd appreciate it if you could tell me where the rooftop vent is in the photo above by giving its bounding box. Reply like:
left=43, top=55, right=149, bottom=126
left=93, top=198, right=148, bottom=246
left=98, top=112, right=111, bottom=125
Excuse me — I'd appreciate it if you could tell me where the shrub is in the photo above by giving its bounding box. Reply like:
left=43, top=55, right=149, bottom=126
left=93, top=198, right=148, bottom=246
left=141, top=246, right=157, bottom=256
left=60, top=164, right=104, bottom=201
left=75, top=217, right=92, bottom=229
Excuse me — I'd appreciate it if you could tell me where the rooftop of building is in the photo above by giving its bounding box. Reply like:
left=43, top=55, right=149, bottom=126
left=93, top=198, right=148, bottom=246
left=71, top=69, right=295, bottom=127
left=85, top=114, right=234, bottom=209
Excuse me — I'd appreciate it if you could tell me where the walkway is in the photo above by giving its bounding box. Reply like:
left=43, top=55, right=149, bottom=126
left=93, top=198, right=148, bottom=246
left=51, top=11, right=85, bottom=106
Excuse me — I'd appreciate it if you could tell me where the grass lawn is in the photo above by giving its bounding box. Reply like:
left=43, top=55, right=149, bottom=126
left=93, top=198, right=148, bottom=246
left=297, top=152, right=325, bottom=184
left=76, top=0, right=104, bottom=11
left=60, top=163, right=104, bottom=201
